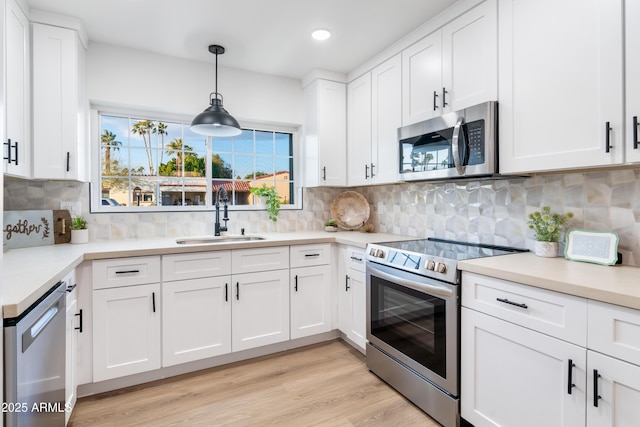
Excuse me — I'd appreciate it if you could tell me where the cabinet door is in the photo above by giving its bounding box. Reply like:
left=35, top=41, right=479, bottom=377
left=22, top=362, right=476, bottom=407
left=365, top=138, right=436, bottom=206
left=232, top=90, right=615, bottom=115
left=441, top=0, right=497, bottom=112
left=93, top=283, right=161, bottom=381
left=587, top=350, right=640, bottom=427
left=232, top=269, right=289, bottom=352
left=371, top=53, right=401, bottom=184
left=347, top=72, right=372, bottom=186
left=290, top=265, right=331, bottom=339
left=162, top=276, right=231, bottom=366
left=65, top=284, right=78, bottom=424
left=626, top=0, right=640, bottom=163
left=4, top=0, right=30, bottom=177
left=32, top=24, right=81, bottom=180
left=498, top=0, right=624, bottom=173
left=340, top=267, right=366, bottom=351
left=402, top=31, right=442, bottom=125
left=461, top=307, right=586, bottom=427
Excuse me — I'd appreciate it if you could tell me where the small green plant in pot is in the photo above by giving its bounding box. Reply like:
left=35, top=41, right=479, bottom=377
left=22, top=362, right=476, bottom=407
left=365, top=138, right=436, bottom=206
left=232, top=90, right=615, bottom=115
left=324, top=219, right=338, bottom=232
left=250, top=185, right=281, bottom=222
left=70, top=216, right=89, bottom=244
left=527, top=206, right=573, bottom=257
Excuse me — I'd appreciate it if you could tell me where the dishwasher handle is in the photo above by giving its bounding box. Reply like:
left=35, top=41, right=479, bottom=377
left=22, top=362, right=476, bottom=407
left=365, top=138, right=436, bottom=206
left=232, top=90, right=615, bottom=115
left=22, top=297, right=63, bottom=353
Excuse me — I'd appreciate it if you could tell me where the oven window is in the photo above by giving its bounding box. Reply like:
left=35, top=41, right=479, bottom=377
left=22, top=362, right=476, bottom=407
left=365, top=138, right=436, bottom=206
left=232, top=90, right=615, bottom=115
left=370, top=275, right=447, bottom=378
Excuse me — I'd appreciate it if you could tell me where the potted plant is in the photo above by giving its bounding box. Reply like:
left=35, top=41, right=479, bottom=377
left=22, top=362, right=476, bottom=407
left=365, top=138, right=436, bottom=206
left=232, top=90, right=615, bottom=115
left=324, top=219, right=338, bottom=232
left=70, top=216, right=89, bottom=244
left=527, top=206, right=573, bottom=257
left=249, top=185, right=281, bottom=222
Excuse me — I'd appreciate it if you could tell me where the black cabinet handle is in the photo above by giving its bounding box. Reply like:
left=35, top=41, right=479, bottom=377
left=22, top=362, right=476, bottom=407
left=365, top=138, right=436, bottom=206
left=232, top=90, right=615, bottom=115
left=305, top=253, right=320, bottom=258
left=442, top=87, right=448, bottom=107
left=593, top=369, right=601, bottom=407
left=605, top=122, right=612, bottom=153
left=567, top=359, right=575, bottom=394
left=152, top=292, right=156, bottom=313
left=633, top=116, right=638, bottom=150
left=66, top=283, right=76, bottom=292
left=236, top=282, right=240, bottom=300
left=350, top=256, right=363, bottom=262
left=295, top=275, right=298, bottom=292
left=365, top=164, right=369, bottom=179
left=322, top=166, right=326, bottom=181
left=66, top=152, right=70, bottom=172
left=13, top=141, right=19, bottom=165
left=370, top=163, right=375, bottom=178
left=346, top=275, right=350, bottom=291
left=3, top=140, right=15, bottom=164
left=225, top=283, right=228, bottom=302
left=496, top=297, right=528, bottom=309
left=74, top=309, right=83, bottom=333
left=433, top=90, right=439, bottom=111
left=115, top=270, right=140, bottom=274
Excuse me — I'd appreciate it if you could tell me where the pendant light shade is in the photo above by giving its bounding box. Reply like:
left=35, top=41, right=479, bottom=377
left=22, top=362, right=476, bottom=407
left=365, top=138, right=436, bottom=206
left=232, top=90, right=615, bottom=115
left=190, top=45, right=242, bottom=137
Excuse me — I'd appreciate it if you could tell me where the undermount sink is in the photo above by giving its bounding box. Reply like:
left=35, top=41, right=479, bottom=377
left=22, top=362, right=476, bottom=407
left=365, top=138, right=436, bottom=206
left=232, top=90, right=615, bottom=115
left=175, top=235, right=267, bottom=245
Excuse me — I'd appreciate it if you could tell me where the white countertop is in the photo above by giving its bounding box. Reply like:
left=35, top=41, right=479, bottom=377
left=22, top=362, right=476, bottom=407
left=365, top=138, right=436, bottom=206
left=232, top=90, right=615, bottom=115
left=2, top=231, right=411, bottom=318
left=459, top=252, right=640, bottom=310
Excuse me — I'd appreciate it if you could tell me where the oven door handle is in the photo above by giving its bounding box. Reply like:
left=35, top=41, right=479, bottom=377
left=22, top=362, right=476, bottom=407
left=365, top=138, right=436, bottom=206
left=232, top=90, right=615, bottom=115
left=367, top=264, right=454, bottom=298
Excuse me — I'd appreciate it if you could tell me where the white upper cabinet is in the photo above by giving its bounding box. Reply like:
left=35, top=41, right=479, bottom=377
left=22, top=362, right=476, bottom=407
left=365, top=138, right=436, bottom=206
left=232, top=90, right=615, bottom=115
left=32, top=22, right=88, bottom=180
left=4, top=0, right=31, bottom=178
left=303, top=78, right=347, bottom=187
left=347, top=54, right=401, bottom=186
left=402, top=0, right=497, bottom=126
left=626, top=0, right=640, bottom=163
left=498, top=0, right=624, bottom=174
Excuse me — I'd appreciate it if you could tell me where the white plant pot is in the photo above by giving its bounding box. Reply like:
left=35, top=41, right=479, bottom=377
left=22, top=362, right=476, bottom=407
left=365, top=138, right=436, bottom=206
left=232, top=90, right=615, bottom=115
left=71, top=229, right=89, bottom=244
left=534, top=241, right=558, bottom=257
left=324, top=226, right=338, bottom=232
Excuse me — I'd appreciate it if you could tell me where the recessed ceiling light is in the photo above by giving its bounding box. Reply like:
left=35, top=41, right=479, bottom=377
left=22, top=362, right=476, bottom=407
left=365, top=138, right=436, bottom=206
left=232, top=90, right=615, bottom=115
left=311, top=29, right=331, bottom=41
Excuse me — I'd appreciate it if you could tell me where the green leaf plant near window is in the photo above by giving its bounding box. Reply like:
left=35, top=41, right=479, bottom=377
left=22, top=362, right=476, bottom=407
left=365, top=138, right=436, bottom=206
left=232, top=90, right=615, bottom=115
left=250, top=185, right=281, bottom=221
left=95, top=111, right=296, bottom=213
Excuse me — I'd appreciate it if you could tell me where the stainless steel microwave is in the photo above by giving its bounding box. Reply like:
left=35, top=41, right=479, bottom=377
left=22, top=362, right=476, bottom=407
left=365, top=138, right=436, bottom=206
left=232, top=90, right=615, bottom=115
left=398, top=101, right=497, bottom=181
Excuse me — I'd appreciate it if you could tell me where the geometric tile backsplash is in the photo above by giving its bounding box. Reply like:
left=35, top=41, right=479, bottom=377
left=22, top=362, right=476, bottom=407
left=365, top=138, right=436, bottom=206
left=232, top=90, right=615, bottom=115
left=5, top=168, right=640, bottom=265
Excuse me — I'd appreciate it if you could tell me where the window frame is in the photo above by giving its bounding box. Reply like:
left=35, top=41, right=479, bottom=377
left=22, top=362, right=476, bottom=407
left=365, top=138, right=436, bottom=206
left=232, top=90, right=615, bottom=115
left=90, top=107, right=302, bottom=213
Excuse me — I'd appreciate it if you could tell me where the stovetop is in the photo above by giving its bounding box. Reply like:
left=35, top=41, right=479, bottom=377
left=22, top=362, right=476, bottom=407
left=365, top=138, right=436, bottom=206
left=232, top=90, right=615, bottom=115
left=366, top=238, right=527, bottom=284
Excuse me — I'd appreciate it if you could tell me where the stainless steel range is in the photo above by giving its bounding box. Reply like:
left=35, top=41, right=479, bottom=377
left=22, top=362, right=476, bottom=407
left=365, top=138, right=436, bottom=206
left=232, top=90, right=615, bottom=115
left=365, top=238, right=526, bottom=427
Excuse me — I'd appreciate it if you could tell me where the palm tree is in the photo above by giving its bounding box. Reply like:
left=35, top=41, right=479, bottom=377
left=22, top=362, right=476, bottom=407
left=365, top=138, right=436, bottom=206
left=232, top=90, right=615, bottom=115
left=101, top=130, right=122, bottom=175
left=154, top=121, right=168, bottom=166
left=131, top=120, right=156, bottom=175
left=166, top=138, right=193, bottom=176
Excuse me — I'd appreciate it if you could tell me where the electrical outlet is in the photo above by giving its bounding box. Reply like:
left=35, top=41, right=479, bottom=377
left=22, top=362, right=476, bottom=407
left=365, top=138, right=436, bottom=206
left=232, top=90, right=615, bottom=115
left=60, top=202, right=81, bottom=218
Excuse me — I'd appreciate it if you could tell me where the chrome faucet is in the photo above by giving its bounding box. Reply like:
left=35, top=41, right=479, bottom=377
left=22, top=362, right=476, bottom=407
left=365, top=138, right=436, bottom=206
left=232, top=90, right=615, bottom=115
left=214, top=186, right=229, bottom=236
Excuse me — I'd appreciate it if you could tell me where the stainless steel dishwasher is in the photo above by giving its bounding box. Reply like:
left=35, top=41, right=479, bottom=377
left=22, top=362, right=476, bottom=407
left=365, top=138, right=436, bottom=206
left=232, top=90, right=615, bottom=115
left=4, top=281, right=66, bottom=427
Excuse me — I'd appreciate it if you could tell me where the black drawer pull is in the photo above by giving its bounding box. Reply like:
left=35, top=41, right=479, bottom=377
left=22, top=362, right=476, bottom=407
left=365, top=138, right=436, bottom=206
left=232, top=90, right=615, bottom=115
left=236, top=282, right=240, bottom=300
left=350, top=256, right=363, bottom=262
left=115, top=270, right=140, bottom=274
left=496, top=297, right=528, bottom=309
left=152, top=292, right=156, bottom=313
left=567, top=359, right=575, bottom=394
left=305, top=253, right=320, bottom=258
left=295, top=275, right=298, bottom=292
left=225, top=283, right=228, bottom=302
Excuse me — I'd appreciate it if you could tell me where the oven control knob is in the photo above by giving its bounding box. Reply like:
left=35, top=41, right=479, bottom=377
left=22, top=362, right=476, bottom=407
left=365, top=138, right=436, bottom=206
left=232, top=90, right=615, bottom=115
left=426, top=260, right=436, bottom=271
left=435, top=262, right=448, bottom=274
left=375, top=249, right=385, bottom=258
left=369, top=248, right=377, bottom=256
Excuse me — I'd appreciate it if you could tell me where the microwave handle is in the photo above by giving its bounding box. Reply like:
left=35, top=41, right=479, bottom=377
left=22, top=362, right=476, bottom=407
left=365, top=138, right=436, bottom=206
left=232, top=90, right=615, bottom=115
left=452, top=116, right=466, bottom=175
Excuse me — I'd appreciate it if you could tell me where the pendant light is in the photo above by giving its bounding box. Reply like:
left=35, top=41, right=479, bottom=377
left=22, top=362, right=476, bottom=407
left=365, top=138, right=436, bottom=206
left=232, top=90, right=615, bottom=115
left=190, top=44, right=242, bottom=137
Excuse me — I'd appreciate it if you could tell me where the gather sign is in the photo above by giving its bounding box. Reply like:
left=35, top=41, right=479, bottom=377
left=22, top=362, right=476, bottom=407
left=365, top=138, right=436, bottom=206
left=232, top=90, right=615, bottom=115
left=3, top=210, right=55, bottom=249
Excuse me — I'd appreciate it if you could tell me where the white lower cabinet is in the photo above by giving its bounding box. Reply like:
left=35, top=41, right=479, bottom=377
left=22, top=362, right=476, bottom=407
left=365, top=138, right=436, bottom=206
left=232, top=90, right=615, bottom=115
left=232, top=269, right=290, bottom=352
left=162, top=276, right=232, bottom=366
left=461, top=307, right=586, bottom=427
left=337, top=246, right=366, bottom=351
left=64, top=271, right=78, bottom=425
left=290, top=265, right=332, bottom=339
left=92, top=283, right=161, bottom=382
left=462, top=272, right=640, bottom=427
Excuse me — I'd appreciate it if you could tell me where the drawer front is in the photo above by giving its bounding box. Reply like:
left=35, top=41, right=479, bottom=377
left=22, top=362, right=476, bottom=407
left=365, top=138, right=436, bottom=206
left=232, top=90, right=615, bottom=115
left=163, top=251, right=231, bottom=282
left=588, top=300, right=640, bottom=365
left=290, top=244, right=331, bottom=268
left=462, top=272, right=587, bottom=346
left=345, top=247, right=366, bottom=273
left=232, top=246, right=289, bottom=274
left=92, top=256, right=161, bottom=289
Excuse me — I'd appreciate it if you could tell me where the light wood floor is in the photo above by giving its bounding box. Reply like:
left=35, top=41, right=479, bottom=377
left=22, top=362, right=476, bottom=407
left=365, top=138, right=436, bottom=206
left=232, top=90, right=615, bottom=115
left=68, top=340, right=440, bottom=426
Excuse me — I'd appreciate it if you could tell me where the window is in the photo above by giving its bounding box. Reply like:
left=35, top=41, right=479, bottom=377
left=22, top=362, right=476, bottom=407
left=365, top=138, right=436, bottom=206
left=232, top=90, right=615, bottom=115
left=94, top=111, right=297, bottom=212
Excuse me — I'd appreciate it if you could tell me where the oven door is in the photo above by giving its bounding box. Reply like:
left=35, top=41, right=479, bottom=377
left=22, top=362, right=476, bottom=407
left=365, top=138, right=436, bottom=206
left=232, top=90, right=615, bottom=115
left=366, top=261, right=459, bottom=396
